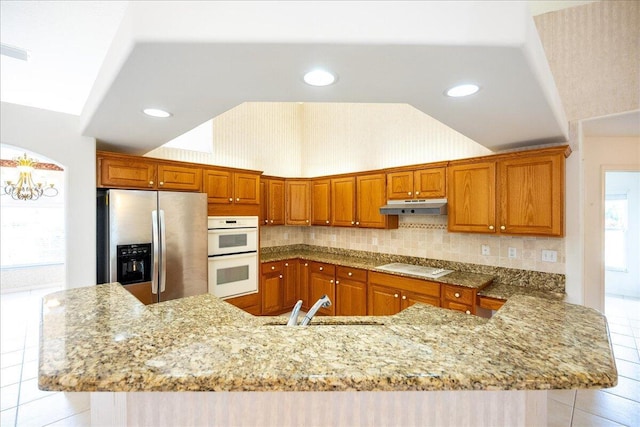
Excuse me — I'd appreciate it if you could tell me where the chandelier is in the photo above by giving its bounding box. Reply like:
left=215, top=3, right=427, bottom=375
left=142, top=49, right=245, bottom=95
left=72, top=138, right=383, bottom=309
left=3, top=153, right=59, bottom=201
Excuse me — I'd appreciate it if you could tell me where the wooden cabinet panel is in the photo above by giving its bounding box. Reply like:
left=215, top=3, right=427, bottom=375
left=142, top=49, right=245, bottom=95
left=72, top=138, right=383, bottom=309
left=415, top=167, right=446, bottom=198
left=498, top=153, right=564, bottom=236
left=98, top=157, right=156, bottom=189
left=225, top=292, right=261, bottom=315
left=262, top=178, right=285, bottom=226
left=311, top=179, right=331, bottom=226
left=336, top=266, right=367, bottom=283
left=204, top=169, right=233, bottom=203
left=283, top=261, right=298, bottom=307
left=387, top=171, right=414, bottom=200
left=286, top=180, right=311, bottom=226
left=261, top=272, right=283, bottom=314
left=331, top=177, right=356, bottom=227
left=123, top=283, right=155, bottom=305
left=297, top=260, right=311, bottom=310
left=158, top=164, right=202, bottom=191
left=441, top=300, right=474, bottom=315
left=477, top=296, right=505, bottom=311
left=234, top=173, right=260, bottom=205
left=368, top=284, right=401, bottom=316
left=309, top=262, right=335, bottom=316
left=442, top=285, right=474, bottom=305
left=335, top=281, right=367, bottom=316
left=401, top=291, right=440, bottom=310
left=356, top=173, right=390, bottom=229
left=447, top=161, right=496, bottom=233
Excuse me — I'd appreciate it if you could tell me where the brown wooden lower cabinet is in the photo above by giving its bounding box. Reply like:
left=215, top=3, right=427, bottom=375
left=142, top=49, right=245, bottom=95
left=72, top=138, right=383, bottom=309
left=261, top=261, right=284, bottom=314
left=283, top=261, right=298, bottom=308
left=441, top=284, right=477, bottom=315
left=477, top=296, right=506, bottom=311
left=224, top=292, right=261, bottom=315
left=335, top=266, right=367, bottom=316
left=308, top=262, right=336, bottom=316
left=297, top=260, right=311, bottom=310
left=367, top=271, right=441, bottom=316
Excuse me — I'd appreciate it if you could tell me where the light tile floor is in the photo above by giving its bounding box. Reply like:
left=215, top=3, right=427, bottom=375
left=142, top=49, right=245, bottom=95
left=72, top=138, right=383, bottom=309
left=1, top=287, right=638, bottom=426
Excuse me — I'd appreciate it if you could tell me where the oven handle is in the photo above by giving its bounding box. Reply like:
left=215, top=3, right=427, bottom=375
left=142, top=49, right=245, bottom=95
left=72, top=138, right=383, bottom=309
left=159, top=210, right=167, bottom=293
left=151, top=210, right=159, bottom=295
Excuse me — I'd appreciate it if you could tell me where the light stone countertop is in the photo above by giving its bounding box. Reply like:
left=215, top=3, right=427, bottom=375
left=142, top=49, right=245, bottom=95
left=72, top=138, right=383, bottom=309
left=39, top=283, right=616, bottom=393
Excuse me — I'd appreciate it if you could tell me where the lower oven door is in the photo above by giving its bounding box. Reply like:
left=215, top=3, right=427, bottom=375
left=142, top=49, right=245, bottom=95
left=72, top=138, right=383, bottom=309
left=208, top=252, right=258, bottom=299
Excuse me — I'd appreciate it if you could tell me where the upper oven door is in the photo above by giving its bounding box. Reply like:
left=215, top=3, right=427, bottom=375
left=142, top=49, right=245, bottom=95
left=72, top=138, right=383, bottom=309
left=208, top=227, right=258, bottom=256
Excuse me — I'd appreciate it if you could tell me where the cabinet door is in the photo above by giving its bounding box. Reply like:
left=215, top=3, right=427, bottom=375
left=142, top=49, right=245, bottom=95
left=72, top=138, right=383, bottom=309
left=204, top=169, right=234, bottom=204
left=441, top=300, right=474, bottom=315
left=414, top=167, right=446, bottom=198
left=357, top=173, right=389, bottom=229
left=309, top=263, right=336, bottom=316
left=286, top=180, right=311, bottom=226
left=335, top=280, right=367, bottom=316
left=331, top=177, right=356, bottom=227
left=386, top=171, right=414, bottom=200
left=401, top=291, right=440, bottom=310
left=447, top=161, right=496, bottom=233
left=297, top=260, right=311, bottom=310
left=98, top=157, right=156, bottom=189
left=234, top=173, right=260, bottom=205
left=498, top=153, right=564, bottom=236
left=368, top=284, right=401, bottom=316
left=261, top=271, right=283, bottom=314
left=283, top=260, right=298, bottom=308
left=311, top=179, right=331, bottom=226
left=267, top=179, right=285, bottom=225
left=157, top=164, right=202, bottom=192
left=259, top=180, right=268, bottom=225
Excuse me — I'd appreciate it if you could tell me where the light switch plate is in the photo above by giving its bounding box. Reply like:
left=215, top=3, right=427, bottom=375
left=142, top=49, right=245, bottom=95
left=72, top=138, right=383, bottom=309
left=481, top=244, right=490, bottom=256
left=508, top=247, right=517, bottom=258
left=542, top=250, right=557, bottom=262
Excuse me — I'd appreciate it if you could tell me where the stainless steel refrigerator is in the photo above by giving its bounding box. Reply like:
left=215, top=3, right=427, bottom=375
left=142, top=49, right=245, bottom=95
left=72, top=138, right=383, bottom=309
left=97, top=189, right=208, bottom=304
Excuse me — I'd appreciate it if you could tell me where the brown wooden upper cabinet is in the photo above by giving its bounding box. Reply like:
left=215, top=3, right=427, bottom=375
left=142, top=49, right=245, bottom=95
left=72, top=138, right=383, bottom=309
left=311, top=179, right=331, bottom=226
left=261, top=178, right=285, bottom=226
left=204, top=169, right=259, bottom=205
left=285, top=180, right=311, bottom=226
left=387, top=167, right=446, bottom=200
left=97, top=152, right=202, bottom=192
left=447, top=147, right=567, bottom=236
left=330, top=174, right=398, bottom=229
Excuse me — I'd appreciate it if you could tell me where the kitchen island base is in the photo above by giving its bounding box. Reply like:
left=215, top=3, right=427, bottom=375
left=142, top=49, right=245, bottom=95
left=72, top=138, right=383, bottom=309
left=91, top=390, right=547, bottom=427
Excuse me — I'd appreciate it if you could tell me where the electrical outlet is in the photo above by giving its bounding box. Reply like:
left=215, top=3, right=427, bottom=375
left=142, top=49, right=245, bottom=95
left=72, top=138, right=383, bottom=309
left=481, top=244, right=490, bottom=256
left=330, top=234, right=337, bottom=242
left=508, top=247, right=517, bottom=258
left=372, top=237, right=378, bottom=245
left=541, top=250, right=557, bottom=263
left=283, top=232, right=289, bottom=240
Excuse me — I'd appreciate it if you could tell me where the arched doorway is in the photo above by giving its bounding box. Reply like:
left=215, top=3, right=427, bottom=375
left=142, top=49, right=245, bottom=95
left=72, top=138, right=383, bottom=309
left=0, top=144, right=65, bottom=293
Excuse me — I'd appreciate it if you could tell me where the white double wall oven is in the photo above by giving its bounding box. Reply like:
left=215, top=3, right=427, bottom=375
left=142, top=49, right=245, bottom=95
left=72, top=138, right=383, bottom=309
left=207, top=216, right=259, bottom=299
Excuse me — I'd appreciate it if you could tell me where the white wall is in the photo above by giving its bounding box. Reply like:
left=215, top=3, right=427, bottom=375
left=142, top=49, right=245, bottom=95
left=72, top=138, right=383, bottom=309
left=0, top=102, right=96, bottom=289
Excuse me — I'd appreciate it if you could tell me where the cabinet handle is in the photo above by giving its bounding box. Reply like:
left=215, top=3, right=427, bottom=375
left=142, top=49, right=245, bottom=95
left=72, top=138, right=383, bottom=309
left=408, top=191, right=412, bottom=196
left=229, top=198, right=233, bottom=202
left=351, top=221, right=355, bottom=225
left=304, top=263, right=308, bottom=267
left=270, top=220, right=273, bottom=224
left=355, top=221, right=360, bottom=226
left=330, top=279, right=334, bottom=284
left=285, top=263, right=288, bottom=267
left=465, top=310, right=471, bottom=315
left=335, top=280, right=339, bottom=284
left=402, top=295, right=407, bottom=300
left=159, top=181, right=164, bottom=186
left=325, top=220, right=329, bottom=224
left=500, top=225, right=506, bottom=230
left=415, top=191, right=420, bottom=195
left=306, top=219, right=309, bottom=223
left=279, top=275, right=283, bottom=279
left=319, top=266, right=324, bottom=271
left=271, top=266, right=275, bottom=270
left=348, top=272, right=352, bottom=277
left=454, top=292, right=460, bottom=298
left=236, top=198, right=240, bottom=202
left=488, top=225, right=494, bottom=230
left=149, top=181, right=154, bottom=185
left=394, top=294, right=399, bottom=298
left=264, top=219, right=268, bottom=224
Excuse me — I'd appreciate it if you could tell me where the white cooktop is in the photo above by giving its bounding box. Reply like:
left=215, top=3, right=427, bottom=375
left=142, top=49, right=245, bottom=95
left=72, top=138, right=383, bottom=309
left=375, top=263, right=453, bottom=279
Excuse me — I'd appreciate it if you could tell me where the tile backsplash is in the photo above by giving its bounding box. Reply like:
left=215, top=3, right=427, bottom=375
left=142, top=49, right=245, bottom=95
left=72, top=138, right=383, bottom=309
left=260, top=216, right=565, bottom=275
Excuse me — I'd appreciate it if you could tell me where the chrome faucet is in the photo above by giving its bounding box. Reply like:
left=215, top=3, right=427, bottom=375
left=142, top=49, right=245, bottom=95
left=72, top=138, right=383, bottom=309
left=286, top=300, right=304, bottom=326
left=300, top=295, right=332, bottom=326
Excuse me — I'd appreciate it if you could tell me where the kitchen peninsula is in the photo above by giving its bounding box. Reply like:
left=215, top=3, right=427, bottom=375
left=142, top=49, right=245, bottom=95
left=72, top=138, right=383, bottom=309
left=39, top=283, right=616, bottom=426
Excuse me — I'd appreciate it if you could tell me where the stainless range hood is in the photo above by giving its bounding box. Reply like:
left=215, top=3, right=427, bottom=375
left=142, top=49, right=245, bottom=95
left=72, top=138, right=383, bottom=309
left=379, top=199, right=447, bottom=215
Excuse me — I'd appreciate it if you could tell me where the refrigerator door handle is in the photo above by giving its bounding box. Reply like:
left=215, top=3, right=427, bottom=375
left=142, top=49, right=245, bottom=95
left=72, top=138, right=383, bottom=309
left=151, top=210, right=159, bottom=295
left=159, top=209, right=167, bottom=293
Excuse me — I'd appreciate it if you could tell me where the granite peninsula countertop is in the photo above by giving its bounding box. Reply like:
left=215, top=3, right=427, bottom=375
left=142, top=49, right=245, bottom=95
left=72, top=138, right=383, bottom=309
left=39, top=283, right=616, bottom=393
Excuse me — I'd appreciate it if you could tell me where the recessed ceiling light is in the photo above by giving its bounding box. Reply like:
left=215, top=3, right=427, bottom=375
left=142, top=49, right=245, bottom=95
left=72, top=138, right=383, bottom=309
left=142, top=108, right=172, bottom=118
left=303, top=69, right=336, bottom=87
left=445, top=84, right=480, bottom=98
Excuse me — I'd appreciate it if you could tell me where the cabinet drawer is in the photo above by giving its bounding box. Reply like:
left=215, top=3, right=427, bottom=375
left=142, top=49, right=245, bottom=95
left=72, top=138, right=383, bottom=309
left=442, top=285, right=474, bottom=305
left=310, top=262, right=335, bottom=276
left=261, top=261, right=283, bottom=274
left=336, top=266, right=367, bottom=283
left=477, top=296, right=506, bottom=311
left=442, top=300, right=474, bottom=315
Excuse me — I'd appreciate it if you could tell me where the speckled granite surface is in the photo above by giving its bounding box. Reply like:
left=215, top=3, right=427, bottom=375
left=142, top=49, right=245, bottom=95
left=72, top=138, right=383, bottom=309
left=478, top=282, right=564, bottom=301
left=39, top=283, right=616, bottom=392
